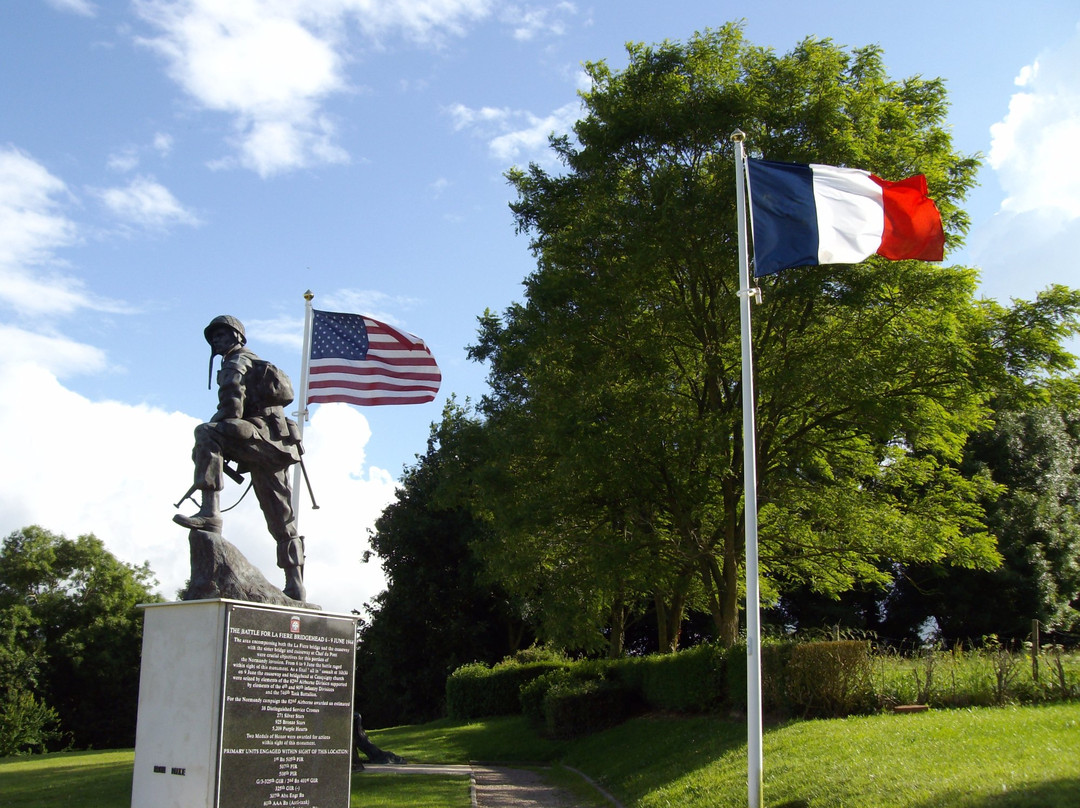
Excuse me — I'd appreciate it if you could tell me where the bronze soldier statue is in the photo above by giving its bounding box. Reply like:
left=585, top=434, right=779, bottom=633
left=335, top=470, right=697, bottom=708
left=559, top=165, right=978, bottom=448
left=175, top=315, right=307, bottom=602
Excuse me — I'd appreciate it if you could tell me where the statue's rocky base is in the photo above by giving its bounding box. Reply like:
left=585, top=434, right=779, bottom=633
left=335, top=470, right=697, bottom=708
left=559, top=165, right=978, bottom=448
left=181, top=528, right=318, bottom=610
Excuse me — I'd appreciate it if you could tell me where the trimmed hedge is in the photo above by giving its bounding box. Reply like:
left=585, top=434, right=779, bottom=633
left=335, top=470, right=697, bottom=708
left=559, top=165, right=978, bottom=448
left=544, top=678, right=629, bottom=739
left=520, top=668, right=573, bottom=725
left=614, top=643, right=727, bottom=713
left=785, top=640, right=875, bottom=717
left=447, top=640, right=1080, bottom=733
left=445, top=661, right=566, bottom=720
left=725, top=639, right=798, bottom=714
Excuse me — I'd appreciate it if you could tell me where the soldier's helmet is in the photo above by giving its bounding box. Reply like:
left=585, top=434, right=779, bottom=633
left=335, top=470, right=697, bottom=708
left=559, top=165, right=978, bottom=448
left=204, top=315, right=247, bottom=346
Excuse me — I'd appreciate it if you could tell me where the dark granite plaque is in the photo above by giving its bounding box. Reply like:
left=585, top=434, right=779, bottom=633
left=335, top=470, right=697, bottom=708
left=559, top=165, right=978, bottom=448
left=217, top=605, right=356, bottom=808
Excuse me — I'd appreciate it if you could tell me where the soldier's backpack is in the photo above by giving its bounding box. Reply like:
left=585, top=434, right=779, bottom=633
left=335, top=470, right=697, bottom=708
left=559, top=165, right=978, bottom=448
left=247, top=359, right=295, bottom=408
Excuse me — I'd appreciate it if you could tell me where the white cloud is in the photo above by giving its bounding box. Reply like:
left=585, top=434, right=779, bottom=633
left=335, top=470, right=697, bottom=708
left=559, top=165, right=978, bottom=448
left=133, top=0, right=494, bottom=177
left=96, top=176, right=201, bottom=229
left=318, top=288, right=423, bottom=327
left=0, top=324, right=108, bottom=377
left=500, top=2, right=576, bottom=41
left=339, top=0, right=495, bottom=45
left=107, top=133, right=175, bottom=173
left=0, top=359, right=200, bottom=602
left=988, top=24, right=1080, bottom=222
left=246, top=313, right=306, bottom=352
left=0, top=146, right=128, bottom=317
left=448, top=99, right=581, bottom=164
left=289, top=403, right=398, bottom=613
left=107, top=147, right=141, bottom=173
left=44, top=0, right=96, bottom=16
left=0, top=357, right=396, bottom=615
left=429, top=177, right=451, bottom=197
left=0, top=147, right=78, bottom=266
left=153, top=132, right=174, bottom=157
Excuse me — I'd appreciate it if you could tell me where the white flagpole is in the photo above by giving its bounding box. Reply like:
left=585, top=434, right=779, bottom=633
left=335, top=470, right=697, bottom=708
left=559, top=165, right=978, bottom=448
left=732, top=129, right=764, bottom=808
left=291, top=290, right=315, bottom=520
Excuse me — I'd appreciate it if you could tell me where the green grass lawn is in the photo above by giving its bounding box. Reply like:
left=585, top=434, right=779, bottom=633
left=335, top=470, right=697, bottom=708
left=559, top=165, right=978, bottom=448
left=367, top=715, right=569, bottom=764
left=558, top=703, right=1080, bottom=808
left=352, top=771, right=470, bottom=808
left=0, top=749, right=135, bottom=808
left=3, top=703, right=1079, bottom=808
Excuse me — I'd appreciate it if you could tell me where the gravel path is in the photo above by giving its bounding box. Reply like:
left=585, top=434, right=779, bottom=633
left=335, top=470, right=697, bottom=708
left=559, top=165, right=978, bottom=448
left=471, top=766, right=581, bottom=808
left=362, top=763, right=623, bottom=807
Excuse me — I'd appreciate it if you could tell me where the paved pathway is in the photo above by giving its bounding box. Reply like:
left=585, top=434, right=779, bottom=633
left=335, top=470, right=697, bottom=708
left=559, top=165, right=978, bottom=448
left=362, top=763, right=623, bottom=807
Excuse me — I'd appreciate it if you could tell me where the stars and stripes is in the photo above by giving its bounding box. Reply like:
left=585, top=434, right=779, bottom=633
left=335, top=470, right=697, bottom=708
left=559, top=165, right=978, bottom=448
left=307, top=309, right=440, bottom=406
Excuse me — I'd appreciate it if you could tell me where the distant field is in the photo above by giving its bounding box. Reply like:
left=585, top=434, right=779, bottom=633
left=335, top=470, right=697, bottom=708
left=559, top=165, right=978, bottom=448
left=3, top=702, right=1079, bottom=807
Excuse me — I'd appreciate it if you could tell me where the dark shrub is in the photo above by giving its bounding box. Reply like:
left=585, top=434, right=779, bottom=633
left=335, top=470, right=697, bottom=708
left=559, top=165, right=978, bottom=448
left=445, top=661, right=566, bottom=720
left=544, top=678, right=629, bottom=739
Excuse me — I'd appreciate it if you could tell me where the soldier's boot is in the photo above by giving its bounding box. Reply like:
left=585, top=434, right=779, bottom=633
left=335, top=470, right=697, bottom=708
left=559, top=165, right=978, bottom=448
left=173, top=489, right=223, bottom=532
left=283, top=564, right=305, bottom=602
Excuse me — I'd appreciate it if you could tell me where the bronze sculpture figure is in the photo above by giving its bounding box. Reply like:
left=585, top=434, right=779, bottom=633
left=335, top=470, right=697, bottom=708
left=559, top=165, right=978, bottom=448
left=175, top=315, right=307, bottom=602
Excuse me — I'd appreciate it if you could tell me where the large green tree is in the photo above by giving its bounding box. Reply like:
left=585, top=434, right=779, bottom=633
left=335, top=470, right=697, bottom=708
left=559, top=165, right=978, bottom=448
left=356, top=403, right=532, bottom=726
left=0, top=526, right=161, bottom=749
left=469, top=25, right=1073, bottom=652
left=886, top=399, right=1080, bottom=642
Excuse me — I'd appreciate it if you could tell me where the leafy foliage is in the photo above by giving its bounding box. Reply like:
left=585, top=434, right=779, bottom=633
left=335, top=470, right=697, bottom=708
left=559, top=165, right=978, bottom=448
left=0, top=687, right=62, bottom=757
left=888, top=402, right=1080, bottom=641
left=0, top=526, right=161, bottom=750
left=468, top=24, right=1031, bottom=652
left=356, top=402, right=533, bottom=727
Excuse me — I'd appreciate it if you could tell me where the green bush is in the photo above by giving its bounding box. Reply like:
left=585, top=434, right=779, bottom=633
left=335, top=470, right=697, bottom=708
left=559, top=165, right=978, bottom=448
left=614, top=643, right=726, bottom=713
left=519, top=668, right=573, bottom=725
left=543, top=678, right=629, bottom=739
left=452, top=639, right=1080, bottom=726
left=445, top=661, right=566, bottom=720
left=725, top=639, right=797, bottom=715
left=504, top=645, right=570, bottom=665
left=785, top=640, right=875, bottom=718
left=0, top=686, right=63, bottom=756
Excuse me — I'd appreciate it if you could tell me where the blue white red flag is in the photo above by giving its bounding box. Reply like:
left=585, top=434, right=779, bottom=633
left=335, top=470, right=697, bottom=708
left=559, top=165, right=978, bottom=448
left=747, top=159, right=944, bottom=277
left=307, top=310, right=441, bottom=406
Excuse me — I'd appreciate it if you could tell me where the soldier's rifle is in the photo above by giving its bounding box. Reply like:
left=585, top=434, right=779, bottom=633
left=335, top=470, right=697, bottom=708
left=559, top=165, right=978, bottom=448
left=173, top=457, right=318, bottom=511
left=173, top=462, right=245, bottom=509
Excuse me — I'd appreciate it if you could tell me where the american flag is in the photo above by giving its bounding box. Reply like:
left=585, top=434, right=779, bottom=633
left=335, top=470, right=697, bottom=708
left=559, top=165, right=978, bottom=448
left=307, top=310, right=441, bottom=406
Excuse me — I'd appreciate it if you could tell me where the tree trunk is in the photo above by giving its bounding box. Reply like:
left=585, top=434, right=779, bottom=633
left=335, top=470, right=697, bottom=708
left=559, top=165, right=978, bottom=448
left=702, top=552, right=740, bottom=649
left=654, top=591, right=671, bottom=653
left=608, top=601, right=626, bottom=658
left=720, top=531, right=740, bottom=647
left=655, top=581, right=689, bottom=654
left=716, top=481, right=742, bottom=647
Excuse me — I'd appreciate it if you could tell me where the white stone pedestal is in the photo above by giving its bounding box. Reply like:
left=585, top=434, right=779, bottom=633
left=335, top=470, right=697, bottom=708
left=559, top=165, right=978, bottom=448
left=131, top=599, right=357, bottom=808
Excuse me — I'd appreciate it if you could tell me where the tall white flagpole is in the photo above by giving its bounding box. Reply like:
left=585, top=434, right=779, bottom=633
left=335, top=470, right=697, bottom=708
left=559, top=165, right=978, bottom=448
left=291, top=290, right=315, bottom=521
left=732, top=129, right=764, bottom=808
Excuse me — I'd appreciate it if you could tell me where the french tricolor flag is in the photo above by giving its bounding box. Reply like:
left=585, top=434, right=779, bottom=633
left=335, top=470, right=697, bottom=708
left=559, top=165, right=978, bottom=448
left=748, top=159, right=945, bottom=277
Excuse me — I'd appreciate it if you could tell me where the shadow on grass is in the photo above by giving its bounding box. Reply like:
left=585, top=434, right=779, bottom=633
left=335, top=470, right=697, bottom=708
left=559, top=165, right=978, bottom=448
left=562, top=714, right=746, bottom=804
left=912, top=778, right=1080, bottom=808
left=370, top=716, right=568, bottom=764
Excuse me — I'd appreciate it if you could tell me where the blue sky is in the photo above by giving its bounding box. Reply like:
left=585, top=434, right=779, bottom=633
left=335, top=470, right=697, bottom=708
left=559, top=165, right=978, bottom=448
left=2, top=0, right=1078, bottom=614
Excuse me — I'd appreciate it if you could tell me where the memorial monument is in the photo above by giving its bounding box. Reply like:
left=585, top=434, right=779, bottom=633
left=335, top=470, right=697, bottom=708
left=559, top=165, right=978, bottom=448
left=131, top=315, right=360, bottom=808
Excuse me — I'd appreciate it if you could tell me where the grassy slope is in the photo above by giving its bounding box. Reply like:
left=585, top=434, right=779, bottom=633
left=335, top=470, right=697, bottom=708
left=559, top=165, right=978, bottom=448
left=369, top=704, right=1080, bottom=808
left=562, top=704, right=1080, bottom=808
left=3, top=705, right=1079, bottom=808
